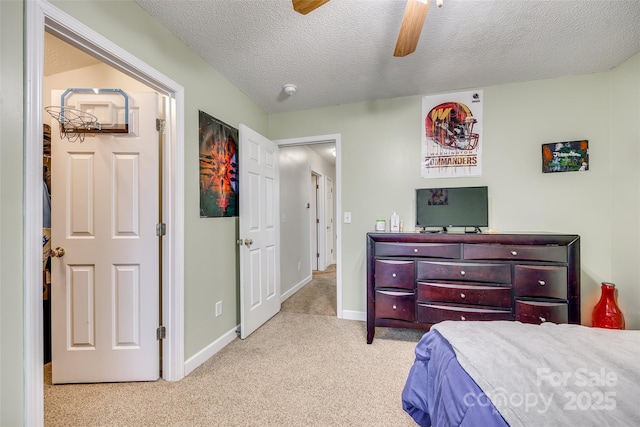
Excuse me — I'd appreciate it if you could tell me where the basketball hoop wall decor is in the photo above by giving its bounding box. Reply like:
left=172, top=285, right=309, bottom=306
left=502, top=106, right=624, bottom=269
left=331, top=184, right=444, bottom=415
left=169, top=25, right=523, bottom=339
left=44, top=106, right=100, bottom=142
left=45, top=88, right=130, bottom=142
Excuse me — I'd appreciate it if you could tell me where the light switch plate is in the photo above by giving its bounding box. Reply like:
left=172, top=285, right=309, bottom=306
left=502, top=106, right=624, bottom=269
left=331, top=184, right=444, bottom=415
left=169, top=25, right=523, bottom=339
left=344, top=212, right=352, bottom=223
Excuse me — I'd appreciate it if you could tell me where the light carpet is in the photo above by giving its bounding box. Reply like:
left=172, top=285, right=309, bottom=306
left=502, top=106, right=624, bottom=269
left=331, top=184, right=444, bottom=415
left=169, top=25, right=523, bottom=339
left=281, top=265, right=337, bottom=317
left=45, top=310, right=423, bottom=426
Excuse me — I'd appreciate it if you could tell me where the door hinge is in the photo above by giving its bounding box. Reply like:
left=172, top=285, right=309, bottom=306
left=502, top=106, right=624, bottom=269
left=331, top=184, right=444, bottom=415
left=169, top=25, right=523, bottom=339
left=156, top=223, right=166, bottom=236
left=156, top=118, right=166, bottom=133
left=157, top=325, right=166, bottom=340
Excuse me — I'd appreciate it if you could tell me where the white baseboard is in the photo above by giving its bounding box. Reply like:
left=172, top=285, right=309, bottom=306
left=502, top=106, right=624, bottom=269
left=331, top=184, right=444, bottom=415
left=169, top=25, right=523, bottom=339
left=341, top=310, right=366, bottom=322
left=184, top=325, right=238, bottom=376
left=185, top=276, right=352, bottom=376
left=280, top=274, right=312, bottom=302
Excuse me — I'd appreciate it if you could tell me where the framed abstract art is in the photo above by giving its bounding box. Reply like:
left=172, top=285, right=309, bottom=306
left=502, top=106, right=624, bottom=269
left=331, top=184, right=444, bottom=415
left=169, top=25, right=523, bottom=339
left=542, top=140, right=589, bottom=173
left=199, top=110, right=239, bottom=217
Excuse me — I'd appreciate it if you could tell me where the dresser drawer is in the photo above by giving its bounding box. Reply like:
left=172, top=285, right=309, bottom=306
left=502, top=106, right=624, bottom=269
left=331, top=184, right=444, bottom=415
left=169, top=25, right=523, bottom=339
left=463, top=244, right=567, bottom=263
left=375, top=242, right=461, bottom=258
left=514, top=265, right=567, bottom=299
left=417, top=303, right=512, bottom=323
left=375, top=290, right=415, bottom=322
left=417, top=261, right=511, bottom=284
left=515, top=300, right=568, bottom=324
left=375, top=259, right=414, bottom=290
left=417, top=282, right=512, bottom=308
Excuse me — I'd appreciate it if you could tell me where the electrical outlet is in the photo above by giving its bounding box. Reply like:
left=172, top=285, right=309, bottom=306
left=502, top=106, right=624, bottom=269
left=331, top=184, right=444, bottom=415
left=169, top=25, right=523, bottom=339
left=297, top=261, right=301, bottom=271
left=215, top=301, right=223, bottom=317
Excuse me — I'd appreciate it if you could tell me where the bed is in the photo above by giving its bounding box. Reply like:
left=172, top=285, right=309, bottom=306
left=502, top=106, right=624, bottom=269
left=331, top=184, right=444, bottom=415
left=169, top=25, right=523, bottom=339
left=402, top=321, right=640, bottom=427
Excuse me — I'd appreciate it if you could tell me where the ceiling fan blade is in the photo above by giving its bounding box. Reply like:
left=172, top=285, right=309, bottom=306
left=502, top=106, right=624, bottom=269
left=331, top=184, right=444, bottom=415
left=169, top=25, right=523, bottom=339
left=292, top=0, right=330, bottom=15
left=394, top=0, right=431, bottom=57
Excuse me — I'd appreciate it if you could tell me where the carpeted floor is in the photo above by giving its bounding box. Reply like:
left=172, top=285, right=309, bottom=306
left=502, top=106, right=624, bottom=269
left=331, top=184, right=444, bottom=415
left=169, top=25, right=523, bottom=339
left=281, top=264, right=337, bottom=316
left=44, top=264, right=425, bottom=426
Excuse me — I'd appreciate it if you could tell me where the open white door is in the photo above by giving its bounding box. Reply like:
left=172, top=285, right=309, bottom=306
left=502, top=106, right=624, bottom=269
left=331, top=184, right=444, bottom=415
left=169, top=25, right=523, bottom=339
left=326, top=177, right=335, bottom=265
left=238, top=124, right=280, bottom=339
left=310, top=173, right=319, bottom=271
left=50, top=91, right=160, bottom=383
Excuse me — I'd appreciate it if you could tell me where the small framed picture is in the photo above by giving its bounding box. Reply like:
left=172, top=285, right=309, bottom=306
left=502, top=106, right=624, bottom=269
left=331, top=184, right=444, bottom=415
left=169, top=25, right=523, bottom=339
left=542, top=140, right=589, bottom=173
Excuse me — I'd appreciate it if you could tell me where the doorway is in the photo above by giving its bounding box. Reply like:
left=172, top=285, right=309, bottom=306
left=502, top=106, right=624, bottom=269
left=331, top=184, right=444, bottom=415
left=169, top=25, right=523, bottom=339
left=276, top=135, right=342, bottom=317
left=25, top=1, right=185, bottom=423
left=310, top=169, right=331, bottom=272
left=42, top=34, right=165, bottom=382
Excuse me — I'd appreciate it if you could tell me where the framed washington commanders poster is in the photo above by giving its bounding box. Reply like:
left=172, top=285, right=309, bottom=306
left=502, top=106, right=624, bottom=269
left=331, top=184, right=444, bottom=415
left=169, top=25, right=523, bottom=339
left=421, top=90, right=483, bottom=178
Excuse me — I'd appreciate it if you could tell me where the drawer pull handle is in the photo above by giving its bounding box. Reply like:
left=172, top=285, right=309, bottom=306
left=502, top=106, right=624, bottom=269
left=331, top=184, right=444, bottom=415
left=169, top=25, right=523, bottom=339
left=460, top=315, right=466, bottom=321
left=392, top=273, right=397, bottom=278
left=393, top=305, right=397, bottom=310
left=460, top=293, right=466, bottom=299
left=460, top=270, right=466, bottom=276
left=414, top=248, right=418, bottom=253
left=539, top=316, right=547, bottom=323
left=511, top=251, right=518, bottom=256
left=538, top=280, right=546, bottom=286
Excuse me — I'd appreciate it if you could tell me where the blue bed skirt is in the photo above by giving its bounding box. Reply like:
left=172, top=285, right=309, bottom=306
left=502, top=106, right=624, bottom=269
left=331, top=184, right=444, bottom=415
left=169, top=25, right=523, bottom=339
left=402, top=330, right=509, bottom=427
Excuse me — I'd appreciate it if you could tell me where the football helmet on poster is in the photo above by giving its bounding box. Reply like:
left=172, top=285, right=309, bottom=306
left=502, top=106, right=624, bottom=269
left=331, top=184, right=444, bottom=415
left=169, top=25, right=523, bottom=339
left=425, top=102, right=479, bottom=150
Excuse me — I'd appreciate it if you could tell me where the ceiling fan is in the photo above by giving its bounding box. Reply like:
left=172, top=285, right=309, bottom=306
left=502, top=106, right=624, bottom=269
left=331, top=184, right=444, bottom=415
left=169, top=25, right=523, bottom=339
left=292, top=0, right=442, bottom=57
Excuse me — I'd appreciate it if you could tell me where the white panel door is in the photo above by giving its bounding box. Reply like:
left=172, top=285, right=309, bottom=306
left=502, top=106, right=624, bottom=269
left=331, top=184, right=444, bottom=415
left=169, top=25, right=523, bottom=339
left=326, top=176, right=335, bottom=265
left=239, top=124, right=280, bottom=339
left=310, top=173, right=318, bottom=271
left=50, top=91, right=160, bottom=383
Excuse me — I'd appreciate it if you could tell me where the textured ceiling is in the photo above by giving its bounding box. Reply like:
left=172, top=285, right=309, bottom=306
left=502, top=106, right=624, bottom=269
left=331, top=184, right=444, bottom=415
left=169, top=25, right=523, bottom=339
left=132, top=0, right=640, bottom=114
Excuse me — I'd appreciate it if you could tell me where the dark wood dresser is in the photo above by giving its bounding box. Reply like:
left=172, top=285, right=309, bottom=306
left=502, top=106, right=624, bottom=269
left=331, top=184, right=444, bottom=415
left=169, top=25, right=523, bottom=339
left=366, top=232, right=580, bottom=343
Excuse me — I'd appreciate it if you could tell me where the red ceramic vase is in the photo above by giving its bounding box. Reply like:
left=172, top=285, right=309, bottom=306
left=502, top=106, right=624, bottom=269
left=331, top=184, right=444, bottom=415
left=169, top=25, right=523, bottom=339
left=592, top=282, right=625, bottom=329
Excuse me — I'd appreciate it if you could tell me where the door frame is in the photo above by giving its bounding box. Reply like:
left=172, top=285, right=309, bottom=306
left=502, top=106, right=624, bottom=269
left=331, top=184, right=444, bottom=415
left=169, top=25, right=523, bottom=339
left=25, top=1, right=185, bottom=424
left=275, top=134, right=342, bottom=317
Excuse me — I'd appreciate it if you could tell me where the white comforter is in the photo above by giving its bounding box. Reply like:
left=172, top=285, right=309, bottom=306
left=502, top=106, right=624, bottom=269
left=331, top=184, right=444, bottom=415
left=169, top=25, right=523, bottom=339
left=433, top=321, right=640, bottom=427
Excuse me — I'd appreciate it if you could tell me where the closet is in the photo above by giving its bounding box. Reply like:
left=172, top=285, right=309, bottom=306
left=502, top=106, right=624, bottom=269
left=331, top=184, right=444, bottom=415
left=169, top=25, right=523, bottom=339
left=43, top=123, right=52, bottom=364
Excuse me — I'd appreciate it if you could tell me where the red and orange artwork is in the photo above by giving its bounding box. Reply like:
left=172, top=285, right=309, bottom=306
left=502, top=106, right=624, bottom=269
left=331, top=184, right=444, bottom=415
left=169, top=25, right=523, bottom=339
left=199, top=110, right=239, bottom=217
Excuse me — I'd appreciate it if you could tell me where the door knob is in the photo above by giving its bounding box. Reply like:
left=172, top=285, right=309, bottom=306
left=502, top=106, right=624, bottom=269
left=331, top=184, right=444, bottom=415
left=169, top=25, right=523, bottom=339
left=50, top=247, right=65, bottom=257
left=237, top=238, right=253, bottom=247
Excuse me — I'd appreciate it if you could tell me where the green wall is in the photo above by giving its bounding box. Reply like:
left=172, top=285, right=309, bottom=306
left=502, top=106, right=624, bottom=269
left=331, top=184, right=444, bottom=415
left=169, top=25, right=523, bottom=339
left=268, top=62, right=640, bottom=327
left=1, top=2, right=26, bottom=426
left=611, top=52, right=640, bottom=327
left=48, top=0, right=269, bottom=360
left=3, top=0, right=269, bottom=423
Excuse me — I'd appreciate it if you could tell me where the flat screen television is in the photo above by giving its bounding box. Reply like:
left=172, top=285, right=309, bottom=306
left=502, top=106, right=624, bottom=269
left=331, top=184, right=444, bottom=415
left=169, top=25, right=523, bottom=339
left=415, top=186, right=488, bottom=232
